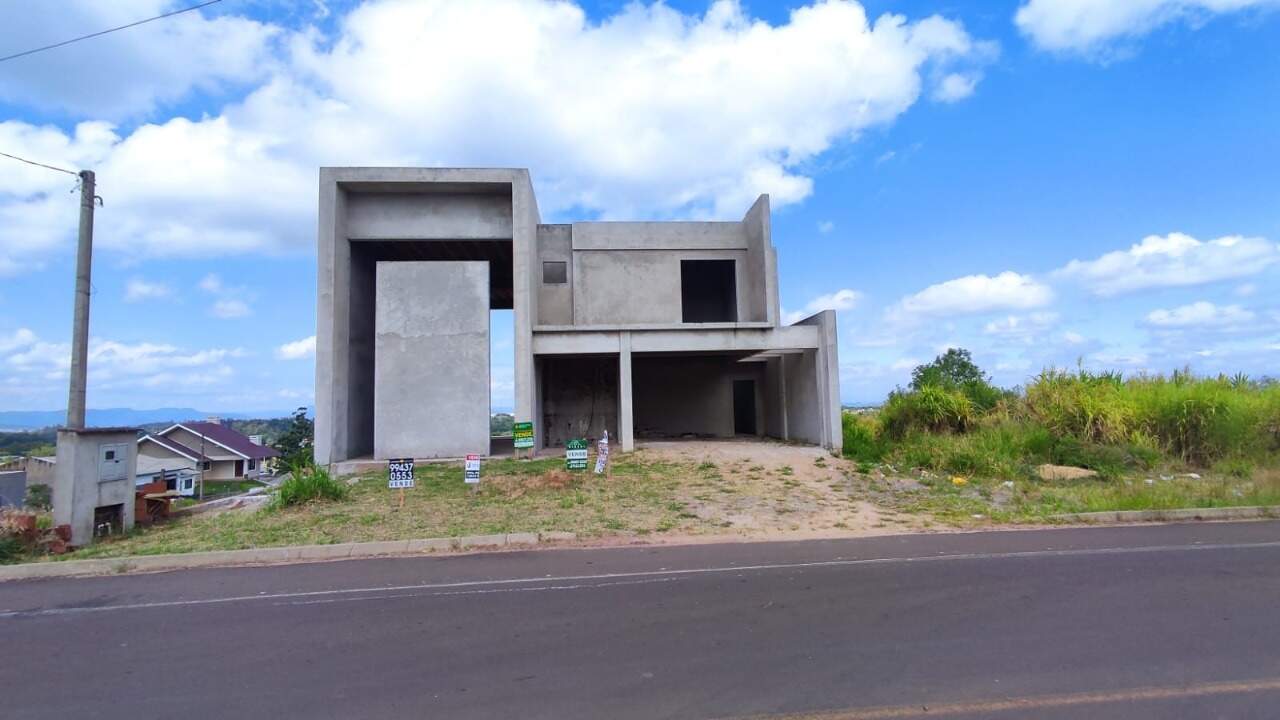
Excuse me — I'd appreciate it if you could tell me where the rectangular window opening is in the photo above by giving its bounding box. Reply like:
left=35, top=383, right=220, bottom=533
left=680, top=259, right=737, bottom=323
left=542, top=261, right=567, bottom=284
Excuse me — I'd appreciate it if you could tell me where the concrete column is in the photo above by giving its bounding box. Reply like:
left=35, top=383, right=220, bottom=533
left=779, top=355, right=789, bottom=441
left=619, top=331, right=634, bottom=452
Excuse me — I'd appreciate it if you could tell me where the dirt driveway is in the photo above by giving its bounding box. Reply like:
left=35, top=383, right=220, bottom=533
left=634, top=439, right=929, bottom=540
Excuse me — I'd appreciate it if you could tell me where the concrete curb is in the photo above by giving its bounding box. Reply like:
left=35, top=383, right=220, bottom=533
left=0, top=530, right=577, bottom=582
left=1050, top=505, right=1280, bottom=524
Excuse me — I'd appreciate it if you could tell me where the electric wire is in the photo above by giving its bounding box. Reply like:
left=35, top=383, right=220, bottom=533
left=0, top=0, right=224, bottom=64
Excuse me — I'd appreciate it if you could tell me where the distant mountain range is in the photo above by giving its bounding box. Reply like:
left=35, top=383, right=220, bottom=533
left=0, top=407, right=311, bottom=432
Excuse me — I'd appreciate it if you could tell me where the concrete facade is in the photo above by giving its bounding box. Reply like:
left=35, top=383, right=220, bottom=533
left=53, top=428, right=137, bottom=546
left=316, top=168, right=842, bottom=463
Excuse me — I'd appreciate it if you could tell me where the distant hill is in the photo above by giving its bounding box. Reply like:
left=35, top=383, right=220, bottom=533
left=0, top=407, right=312, bottom=432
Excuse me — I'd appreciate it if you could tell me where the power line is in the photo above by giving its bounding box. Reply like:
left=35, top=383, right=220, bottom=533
left=0, top=150, right=79, bottom=177
left=0, top=0, right=224, bottom=64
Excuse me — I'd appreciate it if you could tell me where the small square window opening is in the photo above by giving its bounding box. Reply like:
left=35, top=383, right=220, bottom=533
left=543, top=261, right=567, bottom=284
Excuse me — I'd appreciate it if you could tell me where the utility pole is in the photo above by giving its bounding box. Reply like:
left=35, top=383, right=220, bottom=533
left=66, top=170, right=96, bottom=429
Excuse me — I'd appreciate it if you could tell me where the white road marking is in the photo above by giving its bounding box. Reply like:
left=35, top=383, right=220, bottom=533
left=4, top=539, right=1278, bottom=619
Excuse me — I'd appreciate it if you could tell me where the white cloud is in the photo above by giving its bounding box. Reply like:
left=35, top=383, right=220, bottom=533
left=933, top=72, right=979, bottom=102
left=277, top=335, right=316, bottom=360
left=1055, top=232, right=1279, bottom=296
left=784, top=288, right=863, bottom=324
left=890, top=271, right=1053, bottom=320
left=211, top=299, right=251, bottom=319
left=198, top=274, right=224, bottom=293
left=1062, top=331, right=1087, bottom=345
left=983, top=312, right=1059, bottom=337
left=0, top=1, right=993, bottom=273
left=818, top=220, right=835, bottom=234
left=124, top=278, right=171, bottom=303
left=0, top=328, right=37, bottom=354
left=1236, top=283, right=1257, bottom=297
left=2, top=327, right=244, bottom=394
left=1015, top=0, right=1280, bottom=55
left=0, top=1, right=279, bottom=118
left=1145, top=301, right=1255, bottom=328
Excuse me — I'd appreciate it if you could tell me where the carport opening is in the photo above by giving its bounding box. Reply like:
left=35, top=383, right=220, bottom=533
left=632, top=353, right=763, bottom=440
left=540, top=355, right=619, bottom=448
left=681, top=259, right=737, bottom=323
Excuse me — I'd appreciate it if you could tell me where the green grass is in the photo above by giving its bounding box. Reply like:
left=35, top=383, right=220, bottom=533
left=41, top=454, right=716, bottom=562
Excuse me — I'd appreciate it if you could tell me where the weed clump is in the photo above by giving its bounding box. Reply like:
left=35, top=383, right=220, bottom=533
left=269, top=460, right=348, bottom=510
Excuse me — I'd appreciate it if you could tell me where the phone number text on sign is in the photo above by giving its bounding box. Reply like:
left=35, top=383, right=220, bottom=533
left=388, top=458, right=415, bottom=489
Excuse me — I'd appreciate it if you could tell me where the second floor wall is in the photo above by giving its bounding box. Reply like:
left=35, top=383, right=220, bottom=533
left=535, top=195, right=780, bottom=328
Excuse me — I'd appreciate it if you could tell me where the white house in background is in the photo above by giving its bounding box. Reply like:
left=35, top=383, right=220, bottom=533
left=136, top=419, right=280, bottom=495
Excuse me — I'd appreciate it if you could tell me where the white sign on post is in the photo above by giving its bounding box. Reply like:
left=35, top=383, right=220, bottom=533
left=464, top=454, right=481, bottom=484
left=594, top=430, right=610, bottom=475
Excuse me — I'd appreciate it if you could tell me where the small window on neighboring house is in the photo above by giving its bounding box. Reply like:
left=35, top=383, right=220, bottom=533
left=248, top=458, right=257, bottom=471
left=104, top=450, right=116, bottom=461
left=201, top=461, right=211, bottom=471
left=542, top=261, right=567, bottom=284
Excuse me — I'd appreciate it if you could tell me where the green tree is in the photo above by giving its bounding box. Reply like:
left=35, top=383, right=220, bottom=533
left=910, top=348, right=988, bottom=390
left=273, top=407, right=314, bottom=466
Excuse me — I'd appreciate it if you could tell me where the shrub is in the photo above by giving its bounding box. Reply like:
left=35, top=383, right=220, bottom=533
left=842, top=413, right=885, bottom=463
left=881, top=385, right=975, bottom=438
left=0, top=536, right=22, bottom=564
left=269, top=460, right=348, bottom=510
left=24, top=483, right=52, bottom=510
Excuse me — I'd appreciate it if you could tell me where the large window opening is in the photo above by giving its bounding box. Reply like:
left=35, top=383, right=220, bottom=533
left=491, top=309, right=515, bottom=452
left=680, top=260, right=737, bottom=323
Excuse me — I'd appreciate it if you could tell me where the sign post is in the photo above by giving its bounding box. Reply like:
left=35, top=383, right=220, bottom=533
left=513, top=422, right=534, bottom=459
left=464, top=454, right=481, bottom=490
left=565, top=439, right=588, bottom=471
left=388, top=458, right=415, bottom=509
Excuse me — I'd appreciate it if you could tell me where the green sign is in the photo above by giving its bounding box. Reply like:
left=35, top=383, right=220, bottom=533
left=565, top=438, right=589, bottom=470
left=513, top=422, right=534, bottom=449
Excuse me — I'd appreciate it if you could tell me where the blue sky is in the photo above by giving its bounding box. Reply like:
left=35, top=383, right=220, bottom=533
left=0, top=0, right=1277, bottom=413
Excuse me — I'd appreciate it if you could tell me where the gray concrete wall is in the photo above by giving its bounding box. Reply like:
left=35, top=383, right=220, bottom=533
left=375, top=261, right=490, bottom=459
left=631, top=355, right=764, bottom=439
left=540, top=355, right=618, bottom=448
left=536, top=224, right=573, bottom=326
left=783, top=351, right=822, bottom=446
left=572, top=221, right=745, bottom=250
left=796, top=309, right=842, bottom=453
left=572, top=249, right=749, bottom=326
left=763, top=356, right=786, bottom=439
left=346, top=193, right=512, bottom=240
left=742, top=195, right=775, bottom=324
left=26, top=457, right=55, bottom=487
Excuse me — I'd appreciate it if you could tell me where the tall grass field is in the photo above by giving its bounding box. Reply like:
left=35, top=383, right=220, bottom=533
left=845, top=366, right=1280, bottom=482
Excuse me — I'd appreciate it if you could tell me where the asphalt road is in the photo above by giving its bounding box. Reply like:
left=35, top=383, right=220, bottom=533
left=3, top=521, right=1280, bottom=719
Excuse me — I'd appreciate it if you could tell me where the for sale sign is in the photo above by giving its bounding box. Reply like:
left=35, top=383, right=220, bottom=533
left=464, top=454, right=481, bottom=484
left=565, top=438, right=589, bottom=471
left=512, top=422, right=534, bottom=449
left=388, top=458, right=415, bottom=489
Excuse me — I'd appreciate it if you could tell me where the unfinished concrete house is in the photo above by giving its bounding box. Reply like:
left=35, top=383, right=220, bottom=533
left=315, top=168, right=841, bottom=464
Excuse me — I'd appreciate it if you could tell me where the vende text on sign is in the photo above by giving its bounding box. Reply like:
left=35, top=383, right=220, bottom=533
left=565, top=438, right=589, bottom=471
left=388, top=458, right=415, bottom=489
left=464, top=454, right=481, bottom=484
left=513, top=422, right=534, bottom=449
